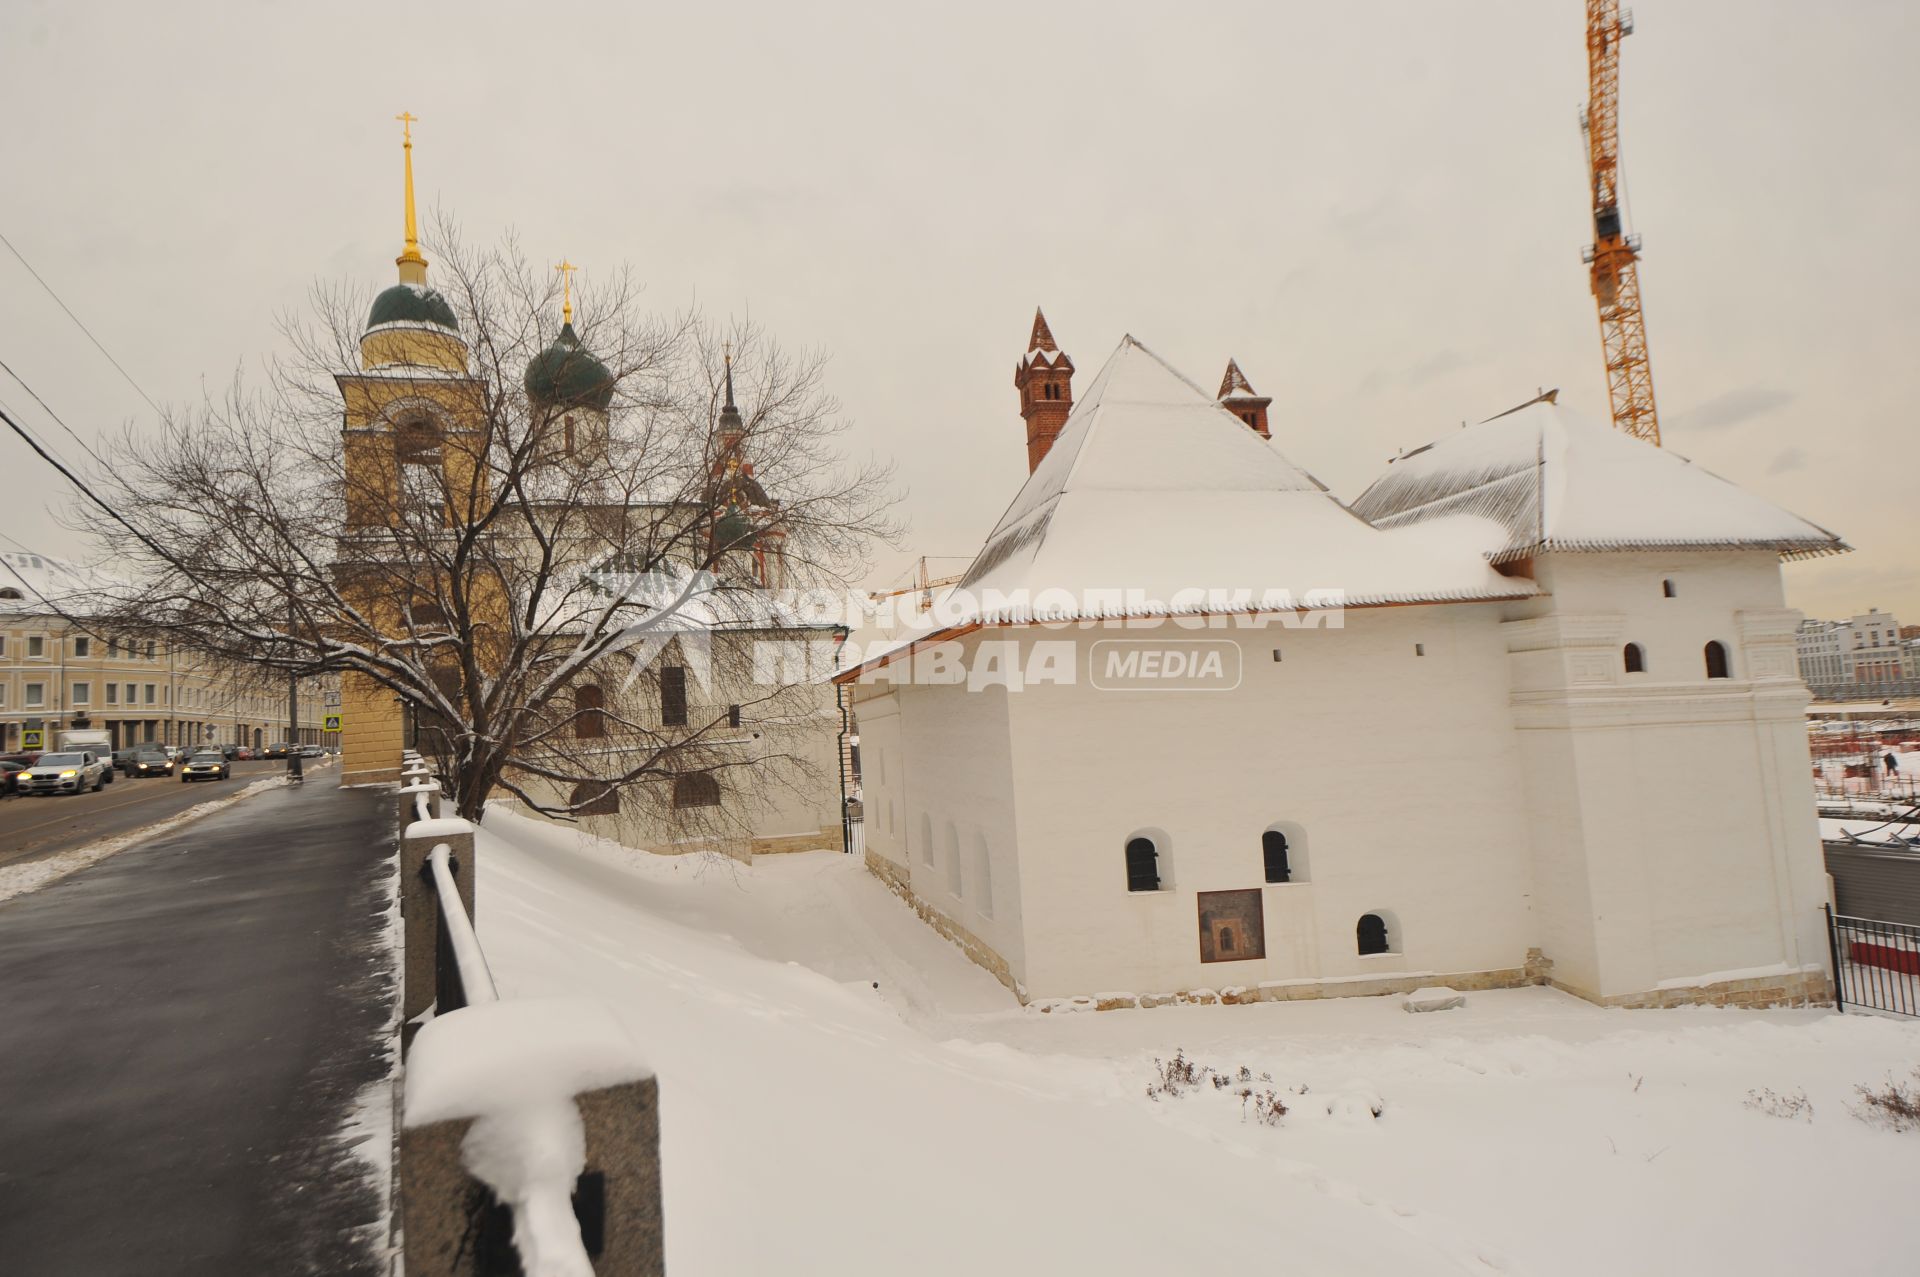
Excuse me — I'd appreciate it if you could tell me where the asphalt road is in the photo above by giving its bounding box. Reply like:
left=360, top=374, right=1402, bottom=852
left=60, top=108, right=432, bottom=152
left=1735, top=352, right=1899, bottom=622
left=0, top=758, right=310, bottom=872
left=0, top=776, right=396, bottom=1276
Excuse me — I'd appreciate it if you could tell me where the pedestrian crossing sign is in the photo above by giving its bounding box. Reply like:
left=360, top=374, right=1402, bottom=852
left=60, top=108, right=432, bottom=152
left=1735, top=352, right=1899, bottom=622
left=323, top=714, right=343, bottom=733
left=22, top=728, right=43, bottom=749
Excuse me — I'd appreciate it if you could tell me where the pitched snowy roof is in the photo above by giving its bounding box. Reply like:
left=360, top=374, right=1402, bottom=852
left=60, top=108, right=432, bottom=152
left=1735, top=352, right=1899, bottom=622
left=1348, top=394, right=1848, bottom=563
left=0, top=551, right=118, bottom=619
left=945, top=337, right=1535, bottom=625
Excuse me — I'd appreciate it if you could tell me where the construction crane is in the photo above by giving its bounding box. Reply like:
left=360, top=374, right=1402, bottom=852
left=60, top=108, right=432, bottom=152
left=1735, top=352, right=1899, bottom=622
left=866, top=556, right=966, bottom=615
left=1580, top=1, right=1661, bottom=445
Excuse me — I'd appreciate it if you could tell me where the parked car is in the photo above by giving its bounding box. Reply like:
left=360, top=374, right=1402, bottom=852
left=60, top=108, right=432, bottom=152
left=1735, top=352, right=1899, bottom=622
left=296, top=744, right=326, bottom=758
left=262, top=742, right=291, bottom=759
left=127, top=746, right=175, bottom=777
left=0, top=759, right=30, bottom=795
left=230, top=746, right=255, bottom=761
left=112, top=748, right=140, bottom=775
left=17, top=751, right=110, bottom=795
left=180, top=751, right=231, bottom=783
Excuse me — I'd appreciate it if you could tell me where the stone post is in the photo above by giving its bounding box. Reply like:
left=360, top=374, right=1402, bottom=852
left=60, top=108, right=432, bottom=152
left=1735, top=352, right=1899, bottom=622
left=402, top=999, right=663, bottom=1276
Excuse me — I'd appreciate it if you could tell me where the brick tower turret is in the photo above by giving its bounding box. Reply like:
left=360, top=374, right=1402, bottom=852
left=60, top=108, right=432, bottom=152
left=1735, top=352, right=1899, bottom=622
left=1216, top=358, right=1272, bottom=438
left=1013, top=308, right=1075, bottom=471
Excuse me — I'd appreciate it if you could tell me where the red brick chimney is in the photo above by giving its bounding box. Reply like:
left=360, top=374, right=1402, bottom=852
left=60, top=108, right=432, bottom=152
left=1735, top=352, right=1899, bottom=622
left=1217, top=358, right=1272, bottom=438
left=1013, top=308, right=1074, bottom=471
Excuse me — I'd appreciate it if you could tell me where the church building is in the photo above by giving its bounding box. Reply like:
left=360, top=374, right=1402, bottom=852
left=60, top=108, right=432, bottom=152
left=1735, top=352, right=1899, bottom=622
left=842, top=316, right=1844, bottom=1011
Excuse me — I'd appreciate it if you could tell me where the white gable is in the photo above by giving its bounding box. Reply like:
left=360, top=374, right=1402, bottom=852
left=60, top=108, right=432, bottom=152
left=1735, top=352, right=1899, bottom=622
left=951, top=338, right=1534, bottom=623
left=1350, top=397, right=1847, bottom=562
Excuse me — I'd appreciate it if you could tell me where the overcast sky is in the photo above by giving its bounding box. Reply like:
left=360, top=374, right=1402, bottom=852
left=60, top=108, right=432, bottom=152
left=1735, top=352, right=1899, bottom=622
left=2, top=1, right=1912, bottom=620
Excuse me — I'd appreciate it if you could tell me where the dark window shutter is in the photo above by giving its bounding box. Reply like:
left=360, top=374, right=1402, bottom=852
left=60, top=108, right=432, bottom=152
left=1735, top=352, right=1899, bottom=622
left=661, top=666, right=688, bottom=726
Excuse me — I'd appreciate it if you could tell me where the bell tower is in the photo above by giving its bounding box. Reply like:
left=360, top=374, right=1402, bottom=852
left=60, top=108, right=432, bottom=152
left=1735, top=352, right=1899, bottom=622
left=1013, top=308, right=1074, bottom=472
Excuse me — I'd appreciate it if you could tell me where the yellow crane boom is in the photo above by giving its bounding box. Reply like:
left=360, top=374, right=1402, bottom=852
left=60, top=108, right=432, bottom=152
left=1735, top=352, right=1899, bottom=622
left=1582, top=1, right=1661, bottom=445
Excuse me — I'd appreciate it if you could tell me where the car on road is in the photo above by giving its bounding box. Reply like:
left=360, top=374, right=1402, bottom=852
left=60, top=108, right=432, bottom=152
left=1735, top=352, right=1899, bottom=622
left=17, top=751, right=111, bottom=795
left=180, top=751, right=231, bottom=782
left=262, top=742, right=292, bottom=760
left=231, top=746, right=255, bottom=761
left=296, top=744, right=326, bottom=758
left=112, top=748, right=140, bottom=775
left=127, top=746, right=175, bottom=778
left=0, top=759, right=30, bottom=796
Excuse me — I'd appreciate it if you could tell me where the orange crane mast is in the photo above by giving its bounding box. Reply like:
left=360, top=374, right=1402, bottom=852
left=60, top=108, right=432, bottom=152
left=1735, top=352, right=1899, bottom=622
left=1581, top=1, right=1661, bottom=445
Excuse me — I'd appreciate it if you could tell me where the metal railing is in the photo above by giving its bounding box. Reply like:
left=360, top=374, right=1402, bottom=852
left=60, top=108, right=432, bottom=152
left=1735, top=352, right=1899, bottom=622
left=1826, top=905, right=1920, bottom=1017
left=426, top=842, right=496, bottom=1014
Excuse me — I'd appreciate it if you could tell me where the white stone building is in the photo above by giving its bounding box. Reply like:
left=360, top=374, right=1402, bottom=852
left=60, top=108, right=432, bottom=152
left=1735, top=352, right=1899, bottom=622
left=842, top=335, right=1846, bottom=1011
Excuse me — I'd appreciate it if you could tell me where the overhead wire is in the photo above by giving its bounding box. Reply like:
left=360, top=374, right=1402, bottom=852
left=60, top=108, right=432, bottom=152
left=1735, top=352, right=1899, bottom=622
left=0, top=226, right=163, bottom=416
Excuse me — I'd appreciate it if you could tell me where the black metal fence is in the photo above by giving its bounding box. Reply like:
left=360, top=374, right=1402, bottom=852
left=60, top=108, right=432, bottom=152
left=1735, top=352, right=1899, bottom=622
left=1825, top=905, right=1920, bottom=1017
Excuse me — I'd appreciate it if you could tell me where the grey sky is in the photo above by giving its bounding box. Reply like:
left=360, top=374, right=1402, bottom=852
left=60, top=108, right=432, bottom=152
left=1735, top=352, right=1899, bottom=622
left=2, top=1, right=1912, bottom=619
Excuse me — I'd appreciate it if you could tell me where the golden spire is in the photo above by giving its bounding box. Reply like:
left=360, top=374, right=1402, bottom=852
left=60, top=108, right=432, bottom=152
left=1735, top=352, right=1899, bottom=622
left=555, top=258, right=578, bottom=325
left=395, top=111, right=427, bottom=283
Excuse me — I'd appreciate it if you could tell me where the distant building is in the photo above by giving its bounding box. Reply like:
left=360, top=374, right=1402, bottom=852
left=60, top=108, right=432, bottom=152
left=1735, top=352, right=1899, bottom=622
left=0, top=551, right=334, bottom=753
left=1796, top=619, right=1846, bottom=688
left=1797, top=608, right=1913, bottom=694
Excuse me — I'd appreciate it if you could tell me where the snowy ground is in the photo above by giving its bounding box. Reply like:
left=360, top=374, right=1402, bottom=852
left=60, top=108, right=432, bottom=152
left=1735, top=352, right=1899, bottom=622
left=477, top=808, right=1916, bottom=1276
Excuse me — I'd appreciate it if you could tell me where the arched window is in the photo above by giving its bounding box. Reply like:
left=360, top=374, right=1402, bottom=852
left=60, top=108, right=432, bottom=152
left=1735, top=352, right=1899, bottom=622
left=945, top=821, right=963, bottom=898
left=1262, top=829, right=1292, bottom=883
left=1357, top=913, right=1390, bottom=956
left=570, top=781, right=620, bottom=816
left=671, top=773, right=720, bottom=808
left=0, top=587, right=21, bottom=600
left=1125, top=836, right=1160, bottom=892
left=1623, top=643, right=1645, bottom=673
left=973, top=833, right=994, bottom=919
left=1704, top=641, right=1730, bottom=680
left=574, top=684, right=606, bottom=738
left=1662, top=578, right=1677, bottom=598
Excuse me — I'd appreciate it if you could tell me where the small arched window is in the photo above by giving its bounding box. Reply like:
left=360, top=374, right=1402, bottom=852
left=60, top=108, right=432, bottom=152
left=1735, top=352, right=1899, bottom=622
left=569, top=781, right=619, bottom=816
left=1662, top=578, right=1677, bottom=598
left=672, top=773, right=721, bottom=808
left=1704, top=641, right=1730, bottom=680
left=574, top=684, right=606, bottom=738
left=1262, top=829, right=1292, bottom=883
left=1125, top=836, right=1160, bottom=892
left=1623, top=643, right=1645, bottom=674
left=0, top=587, right=21, bottom=600
left=1357, top=913, right=1390, bottom=956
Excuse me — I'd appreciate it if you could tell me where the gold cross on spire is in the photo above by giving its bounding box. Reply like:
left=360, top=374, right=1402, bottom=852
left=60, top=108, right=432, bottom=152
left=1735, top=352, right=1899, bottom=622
left=555, top=259, right=578, bottom=324
left=394, top=111, right=426, bottom=279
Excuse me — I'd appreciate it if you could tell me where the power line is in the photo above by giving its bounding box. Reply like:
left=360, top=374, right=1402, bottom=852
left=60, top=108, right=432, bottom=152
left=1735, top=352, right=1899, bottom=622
left=0, top=355, right=105, bottom=472
left=0, top=226, right=163, bottom=416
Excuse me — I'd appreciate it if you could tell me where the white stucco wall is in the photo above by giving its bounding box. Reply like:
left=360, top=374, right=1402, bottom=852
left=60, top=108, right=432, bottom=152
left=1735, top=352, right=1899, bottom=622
left=855, top=665, right=1029, bottom=981
left=989, top=606, right=1536, bottom=1001
left=1505, top=551, right=1828, bottom=998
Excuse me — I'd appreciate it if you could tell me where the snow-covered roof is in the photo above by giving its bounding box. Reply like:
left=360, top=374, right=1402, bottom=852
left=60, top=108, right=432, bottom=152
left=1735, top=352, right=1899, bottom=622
left=946, top=337, right=1535, bottom=625
left=0, top=551, right=118, bottom=619
left=1349, top=395, right=1848, bottom=563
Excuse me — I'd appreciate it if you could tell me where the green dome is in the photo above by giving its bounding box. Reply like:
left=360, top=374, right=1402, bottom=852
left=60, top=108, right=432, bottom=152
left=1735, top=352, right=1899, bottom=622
left=368, top=283, right=460, bottom=332
left=712, top=504, right=757, bottom=553
left=524, top=323, right=615, bottom=411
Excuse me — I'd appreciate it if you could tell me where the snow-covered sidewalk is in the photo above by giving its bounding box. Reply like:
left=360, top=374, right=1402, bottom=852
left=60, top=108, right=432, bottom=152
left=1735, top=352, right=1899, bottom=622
left=478, top=808, right=1917, bottom=1276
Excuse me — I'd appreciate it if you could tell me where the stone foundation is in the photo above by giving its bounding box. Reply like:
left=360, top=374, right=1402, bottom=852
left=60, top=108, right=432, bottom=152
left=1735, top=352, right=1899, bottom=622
left=1556, top=967, right=1832, bottom=1010
left=864, top=849, right=1019, bottom=997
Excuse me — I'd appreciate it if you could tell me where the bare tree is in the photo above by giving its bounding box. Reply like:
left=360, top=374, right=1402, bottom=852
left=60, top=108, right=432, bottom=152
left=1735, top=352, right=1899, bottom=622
left=81, top=228, right=897, bottom=825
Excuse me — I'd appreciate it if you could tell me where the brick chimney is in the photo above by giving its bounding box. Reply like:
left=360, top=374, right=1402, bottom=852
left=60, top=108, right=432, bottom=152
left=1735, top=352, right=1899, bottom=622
left=1014, top=308, right=1074, bottom=471
left=1217, top=358, right=1272, bottom=438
